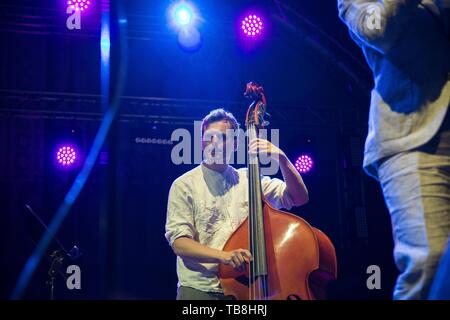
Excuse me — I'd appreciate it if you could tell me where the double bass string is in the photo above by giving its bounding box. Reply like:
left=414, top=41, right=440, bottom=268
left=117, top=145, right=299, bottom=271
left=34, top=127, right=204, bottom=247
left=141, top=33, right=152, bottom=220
left=248, top=123, right=255, bottom=300
left=249, top=123, right=265, bottom=300
left=249, top=123, right=258, bottom=300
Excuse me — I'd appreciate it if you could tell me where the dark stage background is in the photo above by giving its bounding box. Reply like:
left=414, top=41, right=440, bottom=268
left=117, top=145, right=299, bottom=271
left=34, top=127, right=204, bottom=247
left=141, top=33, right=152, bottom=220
left=0, top=0, right=397, bottom=299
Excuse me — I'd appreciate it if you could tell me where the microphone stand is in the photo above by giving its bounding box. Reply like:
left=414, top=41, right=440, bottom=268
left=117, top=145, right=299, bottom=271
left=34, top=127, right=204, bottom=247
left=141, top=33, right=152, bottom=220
left=24, top=204, right=81, bottom=300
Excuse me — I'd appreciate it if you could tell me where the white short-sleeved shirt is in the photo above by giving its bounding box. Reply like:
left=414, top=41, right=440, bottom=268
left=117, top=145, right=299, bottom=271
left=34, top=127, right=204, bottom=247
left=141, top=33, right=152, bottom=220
left=165, top=163, right=295, bottom=293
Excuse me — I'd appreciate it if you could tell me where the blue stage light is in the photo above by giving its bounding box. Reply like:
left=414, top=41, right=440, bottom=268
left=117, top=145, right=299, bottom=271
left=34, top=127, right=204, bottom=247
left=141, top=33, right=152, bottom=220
left=170, top=2, right=196, bottom=28
left=174, top=5, right=193, bottom=26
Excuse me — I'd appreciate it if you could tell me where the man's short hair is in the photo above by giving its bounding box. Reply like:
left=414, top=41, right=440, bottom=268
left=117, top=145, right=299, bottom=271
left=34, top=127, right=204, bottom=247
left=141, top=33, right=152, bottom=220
left=201, top=108, right=240, bottom=136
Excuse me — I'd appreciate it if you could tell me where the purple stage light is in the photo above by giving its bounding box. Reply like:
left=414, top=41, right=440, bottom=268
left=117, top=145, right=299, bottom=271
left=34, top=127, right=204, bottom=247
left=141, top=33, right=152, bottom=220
left=57, top=146, right=77, bottom=167
left=241, top=14, right=263, bottom=37
left=67, top=0, right=91, bottom=12
left=295, top=155, right=314, bottom=173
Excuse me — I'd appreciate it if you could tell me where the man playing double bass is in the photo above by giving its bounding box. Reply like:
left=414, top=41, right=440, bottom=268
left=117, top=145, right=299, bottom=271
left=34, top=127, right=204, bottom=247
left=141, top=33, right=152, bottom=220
left=165, top=108, right=309, bottom=300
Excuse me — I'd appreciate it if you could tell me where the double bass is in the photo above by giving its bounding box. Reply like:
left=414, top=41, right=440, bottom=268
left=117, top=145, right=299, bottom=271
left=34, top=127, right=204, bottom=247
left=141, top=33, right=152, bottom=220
left=219, top=82, right=337, bottom=300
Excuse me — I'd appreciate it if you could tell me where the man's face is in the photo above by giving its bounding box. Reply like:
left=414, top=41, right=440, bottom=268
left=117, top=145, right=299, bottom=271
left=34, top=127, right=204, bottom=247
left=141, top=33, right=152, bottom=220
left=202, top=120, right=237, bottom=165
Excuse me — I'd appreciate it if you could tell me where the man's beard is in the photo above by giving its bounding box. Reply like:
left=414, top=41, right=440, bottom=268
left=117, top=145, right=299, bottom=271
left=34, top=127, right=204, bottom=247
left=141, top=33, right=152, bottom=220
left=204, top=149, right=226, bottom=165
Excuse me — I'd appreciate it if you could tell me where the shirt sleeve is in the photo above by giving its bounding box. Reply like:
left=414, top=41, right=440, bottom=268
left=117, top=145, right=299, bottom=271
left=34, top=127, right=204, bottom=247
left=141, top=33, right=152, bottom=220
left=165, top=180, right=197, bottom=246
left=260, top=176, right=295, bottom=210
left=337, top=0, right=421, bottom=53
